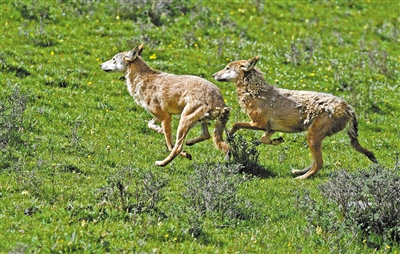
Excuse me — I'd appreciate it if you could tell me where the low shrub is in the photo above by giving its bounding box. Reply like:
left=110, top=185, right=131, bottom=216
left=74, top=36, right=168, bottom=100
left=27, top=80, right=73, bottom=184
left=97, top=166, right=168, bottom=216
left=114, top=0, right=192, bottom=26
left=0, top=86, right=28, bottom=169
left=226, top=134, right=274, bottom=178
left=299, top=161, right=400, bottom=249
left=180, top=162, right=259, bottom=238
left=183, top=162, right=245, bottom=219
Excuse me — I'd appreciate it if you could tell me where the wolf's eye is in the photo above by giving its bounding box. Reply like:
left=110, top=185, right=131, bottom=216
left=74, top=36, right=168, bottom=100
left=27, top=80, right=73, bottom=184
left=226, top=67, right=230, bottom=70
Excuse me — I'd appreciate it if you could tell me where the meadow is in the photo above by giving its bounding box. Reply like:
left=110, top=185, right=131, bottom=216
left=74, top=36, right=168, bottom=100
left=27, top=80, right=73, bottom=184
left=1, top=0, right=399, bottom=253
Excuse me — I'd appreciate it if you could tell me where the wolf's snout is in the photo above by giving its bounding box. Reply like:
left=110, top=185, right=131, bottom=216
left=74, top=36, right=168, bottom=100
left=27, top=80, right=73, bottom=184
left=213, top=72, right=223, bottom=81
left=100, top=63, right=111, bottom=72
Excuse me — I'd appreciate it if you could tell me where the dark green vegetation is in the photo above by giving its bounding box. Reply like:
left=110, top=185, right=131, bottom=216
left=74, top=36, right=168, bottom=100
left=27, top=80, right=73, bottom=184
left=1, top=0, right=399, bottom=252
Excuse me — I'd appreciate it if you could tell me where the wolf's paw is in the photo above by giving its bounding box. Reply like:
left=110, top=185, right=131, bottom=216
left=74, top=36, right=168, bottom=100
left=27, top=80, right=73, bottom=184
left=155, top=128, right=164, bottom=134
left=272, top=137, right=285, bottom=145
left=224, top=152, right=230, bottom=161
left=185, top=140, right=195, bottom=146
left=185, top=152, right=192, bottom=160
left=155, top=161, right=166, bottom=167
left=252, top=140, right=262, bottom=146
left=292, top=166, right=311, bottom=176
left=294, top=174, right=308, bottom=180
left=227, top=129, right=236, bottom=136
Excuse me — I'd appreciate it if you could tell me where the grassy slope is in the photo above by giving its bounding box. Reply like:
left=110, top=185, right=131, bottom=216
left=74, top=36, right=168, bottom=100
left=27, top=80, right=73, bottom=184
left=1, top=0, right=399, bottom=253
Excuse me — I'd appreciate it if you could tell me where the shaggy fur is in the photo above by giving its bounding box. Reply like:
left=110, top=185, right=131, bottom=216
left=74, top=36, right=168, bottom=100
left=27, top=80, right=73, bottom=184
left=213, top=56, right=377, bottom=179
left=101, top=44, right=230, bottom=166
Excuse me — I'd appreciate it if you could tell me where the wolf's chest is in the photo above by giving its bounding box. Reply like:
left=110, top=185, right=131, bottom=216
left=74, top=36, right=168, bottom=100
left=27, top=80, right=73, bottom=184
left=126, top=80, right=150, bottom=110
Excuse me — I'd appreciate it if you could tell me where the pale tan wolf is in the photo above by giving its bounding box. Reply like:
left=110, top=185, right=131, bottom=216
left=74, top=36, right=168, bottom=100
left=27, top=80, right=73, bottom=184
left=101, top=44, right=230, bottom=166
left=213, top=56, right=377, bottom=179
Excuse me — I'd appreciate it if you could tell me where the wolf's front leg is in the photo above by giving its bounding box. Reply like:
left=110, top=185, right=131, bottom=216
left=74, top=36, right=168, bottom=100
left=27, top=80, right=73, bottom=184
left=156, top=115, right=194, bottom=166
left=148, top=118, right=163, bottom=134
left=159, top=116, right=191, bottom=160
left=260, top=131, right=285, bottom=145
left=229, top=122, right=266, bottom=135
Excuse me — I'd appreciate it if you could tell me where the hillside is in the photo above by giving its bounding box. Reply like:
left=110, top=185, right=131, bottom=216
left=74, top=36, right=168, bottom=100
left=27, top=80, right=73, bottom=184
left=1, top=1, right=399, bottom=252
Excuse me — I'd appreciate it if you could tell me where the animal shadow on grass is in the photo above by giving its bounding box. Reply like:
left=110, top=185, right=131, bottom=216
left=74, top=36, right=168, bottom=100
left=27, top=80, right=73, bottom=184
left=226, top=134, right=274, bottom=178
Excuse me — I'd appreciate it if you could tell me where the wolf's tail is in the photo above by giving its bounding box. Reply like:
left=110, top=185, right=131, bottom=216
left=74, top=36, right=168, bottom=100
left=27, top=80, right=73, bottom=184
left=347, top=107, right=378, bottom=164
left=213, top=107, right=231, bottom=155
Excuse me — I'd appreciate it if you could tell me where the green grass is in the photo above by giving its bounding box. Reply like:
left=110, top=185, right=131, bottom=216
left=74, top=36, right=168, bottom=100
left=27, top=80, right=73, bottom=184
left=1, top=0, right=399, bottom=253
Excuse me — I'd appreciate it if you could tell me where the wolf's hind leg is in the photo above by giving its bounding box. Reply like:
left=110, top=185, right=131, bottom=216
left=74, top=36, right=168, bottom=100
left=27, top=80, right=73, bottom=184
left=156, top=123, right=191, bottom=166
left=159, top=115, right=190, bottom=160
left=295, top=115, right=331, bottom=179
left=292, top=166, right=311, bottom=176
left=186, top=122, right=210, bottom=146
left=156, top=107, right=201, bottom=166
left=150, top=117, right=190, bottom=158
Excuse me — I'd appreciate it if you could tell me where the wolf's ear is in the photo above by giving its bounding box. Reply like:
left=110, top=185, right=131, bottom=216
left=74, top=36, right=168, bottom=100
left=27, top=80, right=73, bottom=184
left=137, top=43, right=144, bottom=56
left=241, top=56, right=260, bottom=72
left=125, top=44, right=144, bottom=62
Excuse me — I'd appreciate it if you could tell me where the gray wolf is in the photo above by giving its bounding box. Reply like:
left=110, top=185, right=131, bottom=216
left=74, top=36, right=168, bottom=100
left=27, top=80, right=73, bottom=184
left=213, top=56, right=377, bottom=179
left=101, top=44, right=230, bottom=166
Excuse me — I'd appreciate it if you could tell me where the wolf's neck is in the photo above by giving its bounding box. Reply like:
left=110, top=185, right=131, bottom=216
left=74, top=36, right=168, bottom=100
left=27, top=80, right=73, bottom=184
left=125, top=57, right=160, bottom=97
left=125, top=57, right=160, bottom=86
left=236, top=69, right=272, bottom=100
left=126, top=58, right=157, bottom=78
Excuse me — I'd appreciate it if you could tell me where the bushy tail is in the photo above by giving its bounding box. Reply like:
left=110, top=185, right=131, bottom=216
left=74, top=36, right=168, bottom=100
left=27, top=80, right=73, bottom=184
left=347, top=109, right=378, bottom=164
left=213, top=107, right=231, bottom=154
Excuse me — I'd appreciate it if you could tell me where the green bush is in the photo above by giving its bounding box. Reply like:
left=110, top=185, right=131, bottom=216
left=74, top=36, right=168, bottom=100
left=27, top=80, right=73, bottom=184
left=0, top=87, right=28, bottom=169
left=183, top=162, right=245, bottom=218
left=114, top=0, right=192, bottom=26
left=300, top=161, right=400, bottom=249
left=227, top=134, right=274, bottom=178
left=180, top=162, right=259, bottom=238
left=98, top=166, right=168, bottom=216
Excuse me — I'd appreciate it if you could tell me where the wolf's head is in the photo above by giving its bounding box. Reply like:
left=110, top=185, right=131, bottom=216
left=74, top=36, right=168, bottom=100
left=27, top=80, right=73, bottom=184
left=100, top=44, right=144, bottom=73
left=212, top=56, right=260, bottom=82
